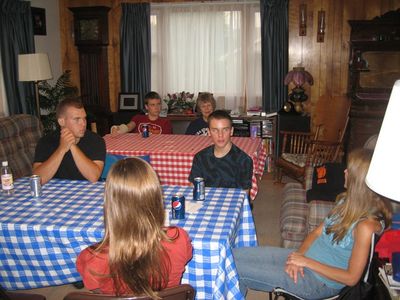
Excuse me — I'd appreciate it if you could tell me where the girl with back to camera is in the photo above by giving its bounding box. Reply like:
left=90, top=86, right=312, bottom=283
left=77, top=157, right=193, bottom=298
left=233, top=148, right=392, bottom=299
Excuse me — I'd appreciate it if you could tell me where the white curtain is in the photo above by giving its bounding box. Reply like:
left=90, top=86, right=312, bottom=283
left=151, top=2, right=261, bottom=111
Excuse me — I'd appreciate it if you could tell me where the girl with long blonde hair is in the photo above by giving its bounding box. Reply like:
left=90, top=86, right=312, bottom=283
left=233, top=148, right=392, bottom=299
left=77, top=157, right=192, bottom=298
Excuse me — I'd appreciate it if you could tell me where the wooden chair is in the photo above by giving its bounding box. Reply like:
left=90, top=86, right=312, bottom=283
left=63, top=284, right=195, bottom=300
left=276, top=95, right=350, bottom=185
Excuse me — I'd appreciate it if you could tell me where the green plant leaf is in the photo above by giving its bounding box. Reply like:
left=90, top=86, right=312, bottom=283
left=37, top=70, right=78, bottom=135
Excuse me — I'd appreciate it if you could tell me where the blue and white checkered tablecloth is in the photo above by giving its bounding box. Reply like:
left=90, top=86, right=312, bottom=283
left=0, top=178, right=257, bottom=300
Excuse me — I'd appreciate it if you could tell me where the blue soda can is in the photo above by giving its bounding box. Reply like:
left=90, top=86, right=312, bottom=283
left=30, top=175, right=42, bottom=197
left=142, top=124, right=149, bottom=138
left=193, top=177, right=205, bottom=201
left=250, top=124, right=258, bottom=138
left=171, top=193, right=185, bottom=219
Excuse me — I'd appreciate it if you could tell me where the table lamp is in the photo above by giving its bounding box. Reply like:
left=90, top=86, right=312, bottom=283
left=365, top=79, right=400, bottom=282
left=18, top=53, right=52, bottom=117
left=284, top=66, right=314, bottom=113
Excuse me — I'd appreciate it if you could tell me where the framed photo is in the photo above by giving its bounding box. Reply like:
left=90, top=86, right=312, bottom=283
left=31, top=7, right=46, bottom=36
left=119, top=93, right=139, bottom=111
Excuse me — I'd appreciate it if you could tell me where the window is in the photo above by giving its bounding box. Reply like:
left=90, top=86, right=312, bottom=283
left=151, top=2, right=261, bottom=111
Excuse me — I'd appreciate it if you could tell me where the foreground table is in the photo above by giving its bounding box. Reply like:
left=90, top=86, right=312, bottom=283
left=104, top=134, right=267, bottom=200
left=0, top=178, right=257, bottom=300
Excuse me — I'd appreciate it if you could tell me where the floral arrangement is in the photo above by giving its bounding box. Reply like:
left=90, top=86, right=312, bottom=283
left=163, top=91, right=196, bottom=114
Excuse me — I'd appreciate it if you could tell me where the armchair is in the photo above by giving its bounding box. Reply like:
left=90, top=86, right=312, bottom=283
left=276, top=130, right=342, bottom=185
left=276, top=95, right=350, bottom=185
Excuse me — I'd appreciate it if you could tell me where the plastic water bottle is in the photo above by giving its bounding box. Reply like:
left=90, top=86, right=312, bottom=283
left=1, top=161, right=14, bottom=195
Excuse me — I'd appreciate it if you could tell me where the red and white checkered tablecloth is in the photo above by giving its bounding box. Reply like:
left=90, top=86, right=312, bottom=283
left=104, top=134, right=267, bottom=200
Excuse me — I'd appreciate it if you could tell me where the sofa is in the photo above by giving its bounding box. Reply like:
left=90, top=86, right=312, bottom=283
left=279, top=135, right=400, bottom=249
left=0, top=114, right=43, bottom=179
left=280, top=166, right=338, bottom=248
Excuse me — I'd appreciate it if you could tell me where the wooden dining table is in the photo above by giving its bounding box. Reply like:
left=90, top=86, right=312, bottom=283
left=103, top=133, right=267, bottom=200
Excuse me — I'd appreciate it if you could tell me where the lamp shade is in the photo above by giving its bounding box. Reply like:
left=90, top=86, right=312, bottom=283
left=284, top=66, right=314, bottom=87
left=365, top=80, right=400, bottom=202
left=18, top=53, right=52, bottom=82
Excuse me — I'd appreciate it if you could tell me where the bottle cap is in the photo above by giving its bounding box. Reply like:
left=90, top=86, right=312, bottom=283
left=2, top=161, right=8, bottom=167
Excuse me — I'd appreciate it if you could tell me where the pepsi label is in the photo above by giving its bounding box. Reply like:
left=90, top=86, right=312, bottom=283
left=142, top=124, right=149, bottom=138
left=171, top=193, right=185, bottom=219
left=250, top=124, right=258, bottom=138
left=193, top=177, right=205, bottom=201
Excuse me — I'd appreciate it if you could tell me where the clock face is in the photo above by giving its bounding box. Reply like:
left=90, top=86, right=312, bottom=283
left=79, top=19, right=99, bottom=41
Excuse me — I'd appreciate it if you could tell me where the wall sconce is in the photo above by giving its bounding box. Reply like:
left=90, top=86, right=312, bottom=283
left=317, top=10, right=325, bottom=42
left=299, top=4, right=307, bottom=36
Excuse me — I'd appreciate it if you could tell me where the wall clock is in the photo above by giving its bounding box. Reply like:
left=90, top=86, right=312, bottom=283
left=69, top=6, right=110, bottom=46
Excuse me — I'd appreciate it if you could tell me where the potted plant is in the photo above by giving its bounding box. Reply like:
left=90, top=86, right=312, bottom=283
left=38, top=70, right=78, bottom=135
left=163, top=91, right=196, bottom=114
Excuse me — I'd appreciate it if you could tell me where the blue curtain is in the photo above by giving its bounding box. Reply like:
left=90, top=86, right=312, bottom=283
left=120, top=3, right=151, bottom=110
left=0, top=0, right=35, bottom=115
left=260, top=0, right=288, bottom=113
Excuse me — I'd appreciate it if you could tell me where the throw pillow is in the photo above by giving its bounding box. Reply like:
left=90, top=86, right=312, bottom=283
left=100, top=154, right=151, bottom=180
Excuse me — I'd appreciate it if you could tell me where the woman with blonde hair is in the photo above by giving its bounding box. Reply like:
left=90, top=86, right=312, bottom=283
left=77, top=157, right=193, bottom=298
left=233, top=148, right=392, bottom=299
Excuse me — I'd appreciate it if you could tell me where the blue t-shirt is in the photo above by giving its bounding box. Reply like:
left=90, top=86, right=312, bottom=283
left=305, top=215, right=358, bottom=289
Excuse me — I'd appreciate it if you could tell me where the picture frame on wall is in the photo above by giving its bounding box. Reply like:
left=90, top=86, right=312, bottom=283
left=31, top=7, right=46, bottom=36
left=119, top=93, right=139, bottom=111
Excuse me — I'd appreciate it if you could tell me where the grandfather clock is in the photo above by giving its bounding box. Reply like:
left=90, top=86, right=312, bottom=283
left=69, top=6, right=110, bottom=110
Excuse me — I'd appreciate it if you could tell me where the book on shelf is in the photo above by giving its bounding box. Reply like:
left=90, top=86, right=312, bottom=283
left=246, top=106, right=262, bottom=116
left=246, top=111, right=278, bottom=117
left=246, top=111, right=261, bottom=116
left=264, top=111, right=278, bottom=118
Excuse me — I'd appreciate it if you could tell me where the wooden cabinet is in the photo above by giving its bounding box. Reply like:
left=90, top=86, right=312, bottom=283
left=347, top=10, right=400, bottom=151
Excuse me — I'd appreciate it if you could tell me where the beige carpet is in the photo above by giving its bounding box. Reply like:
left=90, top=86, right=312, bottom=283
left=12, top=173, right=284, bottom=300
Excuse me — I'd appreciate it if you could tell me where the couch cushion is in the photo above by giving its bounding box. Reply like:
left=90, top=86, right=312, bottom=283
left=281, top=153, right=308, bottom=167
left=0, top=115, right=43, bottom=179
left=280, top=182, right=308, bottom=248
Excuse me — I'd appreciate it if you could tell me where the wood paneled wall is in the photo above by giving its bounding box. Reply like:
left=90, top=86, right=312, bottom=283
left=59, top=0, right=400, bottom=113
left=289, top=0, right=400, bottom=121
